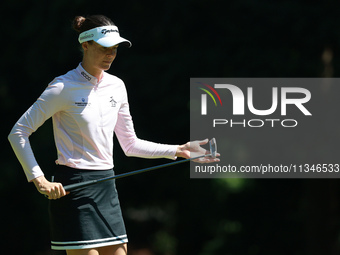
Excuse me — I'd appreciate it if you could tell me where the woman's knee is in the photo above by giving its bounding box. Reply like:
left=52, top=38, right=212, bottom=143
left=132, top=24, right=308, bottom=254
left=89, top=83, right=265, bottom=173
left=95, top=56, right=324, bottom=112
left=66, top=243, right=128, bottom=255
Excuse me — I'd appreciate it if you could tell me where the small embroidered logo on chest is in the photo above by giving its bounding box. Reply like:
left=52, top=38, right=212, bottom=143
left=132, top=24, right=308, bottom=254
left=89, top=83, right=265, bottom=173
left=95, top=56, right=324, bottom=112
left=110, top=96, right=117, bottom=107
left=75, top=97, right=91, bottom=107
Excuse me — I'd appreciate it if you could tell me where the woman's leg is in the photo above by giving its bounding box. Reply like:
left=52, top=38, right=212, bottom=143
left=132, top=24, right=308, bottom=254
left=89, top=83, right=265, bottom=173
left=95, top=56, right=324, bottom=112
left=66, top=243, right=127, bottom=255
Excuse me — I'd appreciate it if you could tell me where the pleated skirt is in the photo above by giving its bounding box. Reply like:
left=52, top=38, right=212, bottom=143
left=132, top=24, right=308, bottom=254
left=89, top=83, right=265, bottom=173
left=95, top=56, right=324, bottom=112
left=49, top=165, right=128, bottom=250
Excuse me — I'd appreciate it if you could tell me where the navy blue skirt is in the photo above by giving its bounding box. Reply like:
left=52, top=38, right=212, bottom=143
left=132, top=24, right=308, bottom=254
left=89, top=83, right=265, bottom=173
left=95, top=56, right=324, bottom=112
left=49, top=165, right=128, bottom=250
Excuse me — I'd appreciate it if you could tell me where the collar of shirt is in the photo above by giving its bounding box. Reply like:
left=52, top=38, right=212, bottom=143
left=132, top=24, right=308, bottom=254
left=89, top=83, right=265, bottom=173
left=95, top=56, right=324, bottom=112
left=76, top=63, right=101, bottom=85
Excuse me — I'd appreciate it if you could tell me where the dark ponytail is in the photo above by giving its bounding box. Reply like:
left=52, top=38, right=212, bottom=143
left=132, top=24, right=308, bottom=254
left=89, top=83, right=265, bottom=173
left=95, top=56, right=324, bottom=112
left=72, top=15, right=115, bottom=34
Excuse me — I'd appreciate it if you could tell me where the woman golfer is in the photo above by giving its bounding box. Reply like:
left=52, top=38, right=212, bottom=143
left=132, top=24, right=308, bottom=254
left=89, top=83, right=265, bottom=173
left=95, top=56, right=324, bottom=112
left=8, top=15, right=219, bottom=255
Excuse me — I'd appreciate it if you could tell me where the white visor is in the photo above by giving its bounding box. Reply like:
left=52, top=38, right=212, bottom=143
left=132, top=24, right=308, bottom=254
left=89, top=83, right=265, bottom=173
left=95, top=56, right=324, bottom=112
left=78, top=25, right=131, bottom=47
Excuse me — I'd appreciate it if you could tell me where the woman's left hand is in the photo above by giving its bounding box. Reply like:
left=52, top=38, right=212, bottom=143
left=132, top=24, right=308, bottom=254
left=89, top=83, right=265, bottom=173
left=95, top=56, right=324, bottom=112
left=176, top=139, right=220, bottom=163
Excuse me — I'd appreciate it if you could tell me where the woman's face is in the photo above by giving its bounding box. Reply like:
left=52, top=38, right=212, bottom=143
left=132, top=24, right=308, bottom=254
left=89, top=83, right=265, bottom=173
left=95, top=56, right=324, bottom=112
left=83, top=41, right=119, bottom=71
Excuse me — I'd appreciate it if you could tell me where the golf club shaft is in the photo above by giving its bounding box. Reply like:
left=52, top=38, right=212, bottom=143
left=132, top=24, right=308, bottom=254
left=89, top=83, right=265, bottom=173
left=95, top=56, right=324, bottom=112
left=64, top=153, right=211, bottom=191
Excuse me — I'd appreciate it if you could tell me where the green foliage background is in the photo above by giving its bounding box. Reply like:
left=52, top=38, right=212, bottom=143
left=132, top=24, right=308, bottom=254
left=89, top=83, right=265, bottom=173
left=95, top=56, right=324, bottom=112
left=2, top=0, right=340, bottom=254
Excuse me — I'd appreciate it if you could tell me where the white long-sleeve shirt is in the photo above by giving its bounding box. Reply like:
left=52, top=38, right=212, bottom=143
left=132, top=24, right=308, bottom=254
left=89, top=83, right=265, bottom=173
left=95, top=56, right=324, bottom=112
left=8, top=63, right=178, bottom=181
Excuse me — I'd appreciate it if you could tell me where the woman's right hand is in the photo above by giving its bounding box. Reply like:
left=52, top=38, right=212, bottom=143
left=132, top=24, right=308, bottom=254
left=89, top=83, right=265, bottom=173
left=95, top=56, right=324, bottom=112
left=32, top=175, right=68, bottom=199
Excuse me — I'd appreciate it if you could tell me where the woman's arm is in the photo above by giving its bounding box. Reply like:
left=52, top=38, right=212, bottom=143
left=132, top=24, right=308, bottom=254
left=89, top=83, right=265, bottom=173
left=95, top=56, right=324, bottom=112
left=114, top=87, right=219, bottom=162
left=8, top=81, right=68, bottom=199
